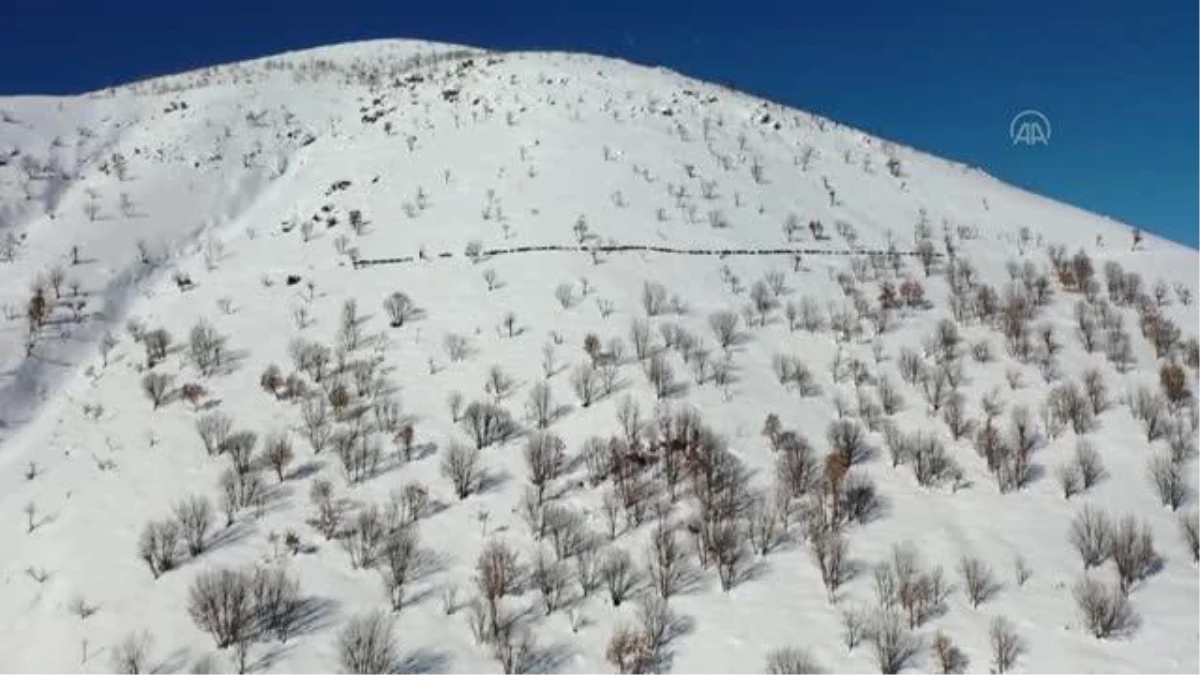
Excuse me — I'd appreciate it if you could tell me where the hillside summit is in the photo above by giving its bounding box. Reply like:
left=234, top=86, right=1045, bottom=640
left=0, top=39, right=1196, bottom=673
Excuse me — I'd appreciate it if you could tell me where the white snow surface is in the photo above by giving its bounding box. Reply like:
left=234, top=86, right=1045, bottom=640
left=0, top=39, right=1196, bottom=673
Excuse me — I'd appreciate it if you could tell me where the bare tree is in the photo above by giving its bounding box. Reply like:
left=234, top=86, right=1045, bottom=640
left=187, top=320, right=223, bottom=377
left=1055, top=462, right=1083, bottom=499
left=442, top=442, right=484, bottom=499
left=605, top=624, right=654, bottom=674
left=989, top=616, right=1023, bottom=674
left=645, top=354, right=674, bottom=400
left=137, top=520, right=179, bottom=579
left=530, top=546, right=569, bottom=614
left=1069, top=506, right=1112, bottom=569
left=524, top=432, right=565, bottom=504
left=379, top=527, right=419, bottom=611
left=930, top=631, right=968, bottom=674
left=110, top=631, right=153, bottom=674
left=196, top=412, right=233, bottom=456
left=642, top=281, right=668, bottom=316
left=1074, top=439, right=1106, bottom=489
left=1180, top=509, right=1200, bottom=562
left=383, top=292, right=416, bottom=327
left=187, top=567, right=255, bottom=648
left=475, top=539, right=521, bottom=638
left=959, top=556, right=998, bottom=607
left=601, top=547, right=638, bottom=606
left=709, top=310, right=740, bottom=349
left=826, top=419, right=868, bottom=467
left=300, top=397, right=332, bottom=453
left=812, top=530, right=848, bottom=599
left=342, top=506, right=386, bottom=569
left=309, top=479, right=342, bottom=540
left=869, top=610, right=920, bottom=674
left=763, top=646, right=820, bottom=674
left=141, top=372, right=173, bottom=409
left=1109, top=514, right=1157, bottom=593
left=263, top=432, right=294, bottom=482
left=646, top=519, right=685, bottom=599
left=1073, top=575, right=1136, bottom=639
left=629, top=318, right=652, bottom=360
left=571, top=363, right=599, bottom=407
left=1148, top=454, right=1189, bottom=510
left=525, top=381, right=556, bottom=429
left=460, top=401, right=513, bottom=449
left=174, top=496, right=213, bottom=556
left=337, top=610, right=398, bottom=674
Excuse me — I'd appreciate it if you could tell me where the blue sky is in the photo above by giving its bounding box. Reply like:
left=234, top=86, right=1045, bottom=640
left=4, top=0, right=1196, bottom=246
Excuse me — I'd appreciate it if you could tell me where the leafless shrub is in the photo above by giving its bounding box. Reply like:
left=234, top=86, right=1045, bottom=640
left=988, top=616, right=1023, bottom=673
left=812, top=531, right=848, bottom=599
left=826, top=419, right=868, bottom=467
left=383, top=292, right=416, bottom=327
left=524, top=432, right=566, bottom=505
left=195, top=412, right=232, bottom=456
left=444, top=333, right=471, bottom=362
left=1081, top=368, right=1109, bottom=415
left=709, top=310, right=740, bottom=349
left=1047, top=381, right=1093, bottom=434
left=379, top=527, right=419, bottom=611
left=1148, top=453, right=1189, bottom=510
left=442, top=442, right=484, bottom=499
left=877, top=376, right=904, bottom=415
left=605, top=623, right=654, bottom=674
left=475, top=539, right=521, bottom=637
left=764, top=646, right=822, bottom=674
left=460, top=400, right=513, bottom=449
left=873, top=543, right=947, bottom=628
left=629, top=318, right=653, bottom=360
left=1109, top=514, right=1158, bottom=592
left=1069, top=506, right=1112, bottom=569
left=839, top=605, right=868, bottom=651
left=1055, top=461, right=1083, bottom=499
left=1178, top=510, right=1199, bottom=562
left=110, top=631, right=153, bottom=674
left=141, top=372, right=173, bottom=409
left=337, top=610, right=397, bottom=674
left=868, top=610, right=921, bottom=674
left=336, top=432, right=381, bottom=483
left=187, top=567, right=255, bottom=648
left=1131, top=386, right=1168, bottom=441
left=309, top=479, right=342, bottom=539
left=341, top=506, right=386, bottom=569
left=1073, top=575, right=1136, bottom=638
left=776, top=433, right=819, bottom=499
left=931, top=630, right=968, bottom=673
left=137, top=520, right=179, bottom=579
left=174, top=496, right=213, bottom=556
left=298, top=396, right=332, bottom=453
left=571, top=363, right=599, bottom=407
left=958, top=556, right=999, bottom=607
left=529, top=546, right=569, bottom=615
left=642, top=281, right=668, bottom=316
left=601, top=547, right=638, bottom=606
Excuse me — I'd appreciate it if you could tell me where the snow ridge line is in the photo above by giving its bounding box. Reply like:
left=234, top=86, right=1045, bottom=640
left=352, top=243, right=936, bottom=269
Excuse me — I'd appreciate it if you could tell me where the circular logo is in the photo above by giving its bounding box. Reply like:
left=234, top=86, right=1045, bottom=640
left=1010, top=109, right=1051, bottom=146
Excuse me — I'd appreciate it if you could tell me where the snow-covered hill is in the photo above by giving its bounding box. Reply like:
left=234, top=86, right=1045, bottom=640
left=0, top=39, right=1196, bottom=674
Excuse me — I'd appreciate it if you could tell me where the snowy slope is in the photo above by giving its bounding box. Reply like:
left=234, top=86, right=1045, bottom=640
left=0, top=39, right=1196, bottom=674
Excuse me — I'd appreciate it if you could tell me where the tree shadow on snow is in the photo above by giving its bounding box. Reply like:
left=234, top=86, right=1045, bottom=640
left=152, top=648, right=191, bottom=674
left=395, top=647, right=453, bottom=674
left=288, top=460, right=326, bottom=481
